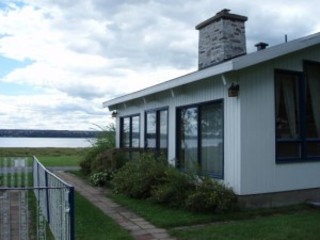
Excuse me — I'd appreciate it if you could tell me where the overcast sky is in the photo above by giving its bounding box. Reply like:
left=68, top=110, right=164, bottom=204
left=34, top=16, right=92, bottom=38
left=0, top=0, right=319, bottom=130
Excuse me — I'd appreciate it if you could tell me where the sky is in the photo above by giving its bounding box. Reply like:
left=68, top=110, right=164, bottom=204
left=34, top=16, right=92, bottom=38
left=0, top=0, right=320, bottom=130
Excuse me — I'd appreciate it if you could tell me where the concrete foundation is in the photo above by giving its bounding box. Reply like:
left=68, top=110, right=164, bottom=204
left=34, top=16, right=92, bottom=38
left=238, top=188, right=320, bottom=208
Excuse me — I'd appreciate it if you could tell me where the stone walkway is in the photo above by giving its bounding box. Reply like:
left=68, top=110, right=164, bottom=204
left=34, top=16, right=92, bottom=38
left=55, top=171, right=176, bottom=240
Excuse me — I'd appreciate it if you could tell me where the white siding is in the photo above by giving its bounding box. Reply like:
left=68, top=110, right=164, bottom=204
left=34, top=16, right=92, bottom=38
left=240, top=45, right=320, bottom=195
left=115, top=74, right=242, bottom=193
left=114, top=44, right=320, bottom=196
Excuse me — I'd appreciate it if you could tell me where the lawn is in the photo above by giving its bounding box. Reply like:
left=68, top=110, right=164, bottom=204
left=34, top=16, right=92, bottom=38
left=110, top=193, right=320, bottom=240
left=170, top=209, right=320, bottom=240
left=0, top=147, right=86, bottom=157
left=36, top=155, right=81, bottom=167
left=0, top=147, right=85, bottom=167
left=74, top=192, right=133, bottom=240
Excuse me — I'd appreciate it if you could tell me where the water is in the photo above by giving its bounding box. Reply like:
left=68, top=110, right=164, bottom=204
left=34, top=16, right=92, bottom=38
left=0, top=137, right=95, bottom=148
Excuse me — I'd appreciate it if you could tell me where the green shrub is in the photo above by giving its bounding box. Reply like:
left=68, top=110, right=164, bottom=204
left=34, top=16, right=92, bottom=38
left=90, top=171, right=114, bottom=187
left=80, top=124, right=116, bottom=175
left=112, top=152, right=167, bottom=199
left=79, top=157, right=92, bottom=175
left=112, top=150, right=237, bottom=213
left=185, top=176, right=237, bottom=213
left=151, top=167, right=195, bottom=208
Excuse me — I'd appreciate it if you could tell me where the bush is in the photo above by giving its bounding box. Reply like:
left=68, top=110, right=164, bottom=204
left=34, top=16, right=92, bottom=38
left=90, top=171, right=114, bottom=187
left=80, top=124, right=116, bottom=175
left=185, top=176, right=237, bottom=213
left=151, top=167, right=195, bottom=208
left=112, top=152, right=167, bottom=199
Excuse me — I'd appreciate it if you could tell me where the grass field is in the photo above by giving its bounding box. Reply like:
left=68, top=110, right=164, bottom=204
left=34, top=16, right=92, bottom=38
left=0, top=147, right=86, bottom=157
left=110, top=192, right=320, bottom=240
left=170, top=209, right=320, bottom=240
left=36, top=155, right=81, bottom=167
left=0, top=147, right=85, bottom=167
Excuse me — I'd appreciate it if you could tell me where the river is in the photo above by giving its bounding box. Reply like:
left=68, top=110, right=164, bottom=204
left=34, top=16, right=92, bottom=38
left=0, top=137, right=95, bottom=148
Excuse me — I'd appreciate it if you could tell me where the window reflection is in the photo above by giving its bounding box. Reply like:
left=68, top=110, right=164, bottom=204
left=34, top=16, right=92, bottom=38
left=120, top=115, right=140, bottom=148
left=177, top=101, right=224, bottom=178
left=145, top=109, right=168, bottom=156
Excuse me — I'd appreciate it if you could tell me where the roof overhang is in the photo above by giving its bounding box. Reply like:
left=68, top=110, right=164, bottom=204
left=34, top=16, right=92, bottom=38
left=103, top=32, right=320, bottom=110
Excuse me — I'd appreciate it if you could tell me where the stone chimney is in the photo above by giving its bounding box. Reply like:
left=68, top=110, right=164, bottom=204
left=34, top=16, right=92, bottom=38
left=196, top=9, right=248, bottom=69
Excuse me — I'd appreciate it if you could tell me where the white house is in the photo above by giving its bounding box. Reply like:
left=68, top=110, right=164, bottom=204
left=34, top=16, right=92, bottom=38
left=103, top=9, right=320, bottom=207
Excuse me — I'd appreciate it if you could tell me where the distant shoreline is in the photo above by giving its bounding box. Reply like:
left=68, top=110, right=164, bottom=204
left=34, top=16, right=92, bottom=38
left=0, top=129, right=98, bottom=138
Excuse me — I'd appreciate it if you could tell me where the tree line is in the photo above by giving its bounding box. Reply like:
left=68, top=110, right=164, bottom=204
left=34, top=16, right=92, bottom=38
left=0, top=129, right=98, bottom=138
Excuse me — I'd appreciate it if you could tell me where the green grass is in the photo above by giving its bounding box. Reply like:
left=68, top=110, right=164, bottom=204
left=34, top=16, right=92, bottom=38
left=0, top=148, right=86, bottom=167
left=110, top=193, right=316, bottom=229
left=36, top=155, right=81, bottom=167
left=0, top=147, right=87, bottom=157
left=170, top=209, right=320, bottom=240
left=75, top=192, right=133, bottom=240
left=111, top=194, right=214, bottom=228
left=110, top=193, right=320, bottom=240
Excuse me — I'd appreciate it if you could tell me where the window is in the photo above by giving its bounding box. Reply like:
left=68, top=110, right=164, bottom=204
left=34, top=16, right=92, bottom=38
left=305, top=62, right=320, bottom=157
left=177, top=100, right=224, bottom=178
left=120, top=115, right=140, bottom=148
left=145, top=108, right=168, bottom=155
left=275, top=61, right=320, bottom=162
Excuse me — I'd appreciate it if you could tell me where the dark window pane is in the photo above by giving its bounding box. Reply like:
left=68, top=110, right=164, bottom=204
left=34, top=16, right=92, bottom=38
left=275, top=72, right=300, bottom=140
left=179, top=107, right=198, bottom=170
left=201, top=102, right=223, bottom=177
left=132, top=116, right=140, bottom=148
left=159, top=110, right=168, bottom=150
left=146, top=112, right=156, bottom=148
left=277, top=142, right=301, bottom=159
left=121, top=115, right=140, bottom=148
left=307, top=142, right=320, bottom=157
left=305, top=64, right=320, bottom=139
left=122, top=117, right=130, bottom=147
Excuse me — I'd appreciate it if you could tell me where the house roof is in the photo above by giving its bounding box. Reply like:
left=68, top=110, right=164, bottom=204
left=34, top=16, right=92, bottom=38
left=103, top=32, right=320, bottom=110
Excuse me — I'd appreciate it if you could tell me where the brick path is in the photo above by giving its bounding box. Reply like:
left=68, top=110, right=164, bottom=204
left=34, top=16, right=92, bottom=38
left=0, top=190, right=28, bottom=240
left=55, top=171, right=176, bottom=240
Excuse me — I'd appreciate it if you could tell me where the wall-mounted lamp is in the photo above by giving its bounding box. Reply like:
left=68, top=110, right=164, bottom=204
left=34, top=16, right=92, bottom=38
left=111, top=111, right=118, bottom=118
left=228, top=83, right=239, bottom=97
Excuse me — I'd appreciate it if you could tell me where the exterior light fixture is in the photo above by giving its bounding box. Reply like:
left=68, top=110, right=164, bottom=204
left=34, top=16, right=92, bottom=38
left=111, top=111, right=117, bottom=118
left=228, top=83, right=239, bottom=97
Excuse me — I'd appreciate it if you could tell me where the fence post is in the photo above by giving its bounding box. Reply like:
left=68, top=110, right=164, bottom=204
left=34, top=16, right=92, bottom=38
left=69, top=186, right=75, bottom=240
left=45, top=171, right=50, bottom=224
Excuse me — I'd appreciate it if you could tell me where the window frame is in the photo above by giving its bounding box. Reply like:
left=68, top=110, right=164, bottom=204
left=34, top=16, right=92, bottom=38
left=176, top=99, right=224, bottom=179
left=144, top=107, right=169, bottom=157
left=275, top=60, right=320, bottom=163
left=119, top=114, right=141, bottom=149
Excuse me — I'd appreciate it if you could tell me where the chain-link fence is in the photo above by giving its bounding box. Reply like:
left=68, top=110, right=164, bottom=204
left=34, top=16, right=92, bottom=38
left=33, top=156, right=74, bottom=240
left=0, top=157, right=74, bottom=240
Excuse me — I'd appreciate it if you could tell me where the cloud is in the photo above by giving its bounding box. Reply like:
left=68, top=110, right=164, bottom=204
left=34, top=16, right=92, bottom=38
left=0, top=0, right=320, bottom=129
left=0, top=93, right=107, bottom=130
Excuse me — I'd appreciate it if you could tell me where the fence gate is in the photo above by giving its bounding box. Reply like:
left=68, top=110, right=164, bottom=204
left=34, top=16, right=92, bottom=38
left=0, top=157, right=74, bottom=240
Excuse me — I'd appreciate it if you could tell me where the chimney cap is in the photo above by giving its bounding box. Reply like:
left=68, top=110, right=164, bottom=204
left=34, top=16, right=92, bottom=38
left=196, top=9, right=248, bottom=30
left=255, top=42, right=269, bottom=51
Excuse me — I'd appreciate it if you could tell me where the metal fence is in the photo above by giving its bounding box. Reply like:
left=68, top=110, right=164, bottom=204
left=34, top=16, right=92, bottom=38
left=33, top=156, right=75, bottom=240
left=0, top=157, right=29, bottom=240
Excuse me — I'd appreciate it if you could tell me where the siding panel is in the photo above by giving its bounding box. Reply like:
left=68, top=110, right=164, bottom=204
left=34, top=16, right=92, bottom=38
left=115, top=75, right=242, bottom=193
left=240, top=46, right=320, bottom=195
